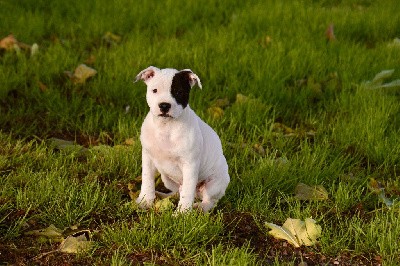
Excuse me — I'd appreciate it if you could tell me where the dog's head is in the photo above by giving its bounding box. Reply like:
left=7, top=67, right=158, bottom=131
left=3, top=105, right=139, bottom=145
left=135, top=66, right=202, bottom=119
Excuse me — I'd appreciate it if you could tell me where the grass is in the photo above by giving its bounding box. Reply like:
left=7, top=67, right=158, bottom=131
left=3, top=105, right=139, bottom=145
left=1, top=0, right=400, bottom=264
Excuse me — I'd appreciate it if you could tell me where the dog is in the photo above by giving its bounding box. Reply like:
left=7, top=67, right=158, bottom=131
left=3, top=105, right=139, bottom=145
left=134, top=66, right=230, bottom=212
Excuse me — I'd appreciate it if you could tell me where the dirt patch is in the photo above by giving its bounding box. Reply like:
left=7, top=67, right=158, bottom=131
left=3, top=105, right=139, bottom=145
left=126, top=250, right=183, bottom=266
left=222, top=211, right=382, bottom=265
left=0, top=239, right=181, bottom=266
left=0, top=238, right=94, bottom=266
left=0, top=211, right=384, bottom=265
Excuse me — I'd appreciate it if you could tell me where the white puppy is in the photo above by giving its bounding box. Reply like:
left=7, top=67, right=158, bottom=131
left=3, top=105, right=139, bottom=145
left=135, top=66, right=230, bottom=212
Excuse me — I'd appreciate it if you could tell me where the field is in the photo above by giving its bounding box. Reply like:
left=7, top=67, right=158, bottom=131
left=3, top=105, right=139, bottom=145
left=1, top=0, right=400, bottom=265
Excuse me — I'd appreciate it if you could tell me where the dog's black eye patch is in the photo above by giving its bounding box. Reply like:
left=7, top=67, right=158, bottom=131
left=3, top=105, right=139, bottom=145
left=171, top=71, right=192, bottom=108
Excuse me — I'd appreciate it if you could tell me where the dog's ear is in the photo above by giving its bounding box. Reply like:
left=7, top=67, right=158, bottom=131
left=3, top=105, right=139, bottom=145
left=181, top=69, right=202, bottom=89
left=135, top=66, right=160, bottom=83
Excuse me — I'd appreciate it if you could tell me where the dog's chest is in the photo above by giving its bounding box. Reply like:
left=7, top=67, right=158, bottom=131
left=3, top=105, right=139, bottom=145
left=141, top=122, right=187, bottom=177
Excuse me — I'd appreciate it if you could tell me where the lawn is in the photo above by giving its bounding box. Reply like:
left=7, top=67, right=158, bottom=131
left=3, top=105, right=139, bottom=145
left=1, top=0, right=400, bottom=265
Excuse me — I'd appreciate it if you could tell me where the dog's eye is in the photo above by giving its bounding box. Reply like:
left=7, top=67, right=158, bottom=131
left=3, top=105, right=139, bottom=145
left=152, top=89, right=157, bottom=93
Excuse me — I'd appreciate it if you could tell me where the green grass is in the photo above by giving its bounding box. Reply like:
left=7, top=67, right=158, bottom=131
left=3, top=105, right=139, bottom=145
left=1, top=0, right=400, bottom=264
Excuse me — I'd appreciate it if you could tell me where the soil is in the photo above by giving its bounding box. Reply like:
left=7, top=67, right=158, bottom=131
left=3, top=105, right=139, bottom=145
left=222, top=211, right=383, bottom=266
left=0, top=211, right=384, bottom=265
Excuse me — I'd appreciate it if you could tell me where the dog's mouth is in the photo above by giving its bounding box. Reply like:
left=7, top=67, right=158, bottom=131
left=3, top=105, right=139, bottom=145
left=158, top=113, right=173, bottom=118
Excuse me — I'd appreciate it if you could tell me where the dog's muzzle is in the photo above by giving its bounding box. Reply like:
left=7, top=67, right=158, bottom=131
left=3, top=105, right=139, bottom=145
left=158, top=102, right=171, bottom=117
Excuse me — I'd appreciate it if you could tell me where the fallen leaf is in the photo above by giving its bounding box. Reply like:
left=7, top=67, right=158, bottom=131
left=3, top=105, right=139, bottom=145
left=368, top=178, right=382, bottom=194
left=211, top=98, right=230, bottom=108
left=47, top=138, right=87, bottom=154
left=25, top=224, right=63, bottom=241
left=372, top=69, right=395, bottom=85
left=266, top=218, right=321, bottom=247
left=69, top=225, right=79, bottom=231
left=266, top=221, right=300, bottom=247
left=102, top=31, right=122, bottom=46
left=30, top=43, right=39, bottom=56
left=294, top=183, right=329, bottom=201
left=84, top=54, right=96, bottom=65
left=38, top=81, right=48, bottom=92
left=0, top=34, right=39, bottom=56
left=378, top=191, right=395, bottom=207
left=302, top=218, right=322, bottom=246
left=272, top=123, right=295, bottom=135
left=284, top=218, right=308, bottom=245
left=378, top=79, right=400, bottom=89
left=235, top=93, right=250, bottom=104
left=124, top=138, right=135, bottom=146
left=264, top=35, right=272, bottom=46
left=387, top=38, right=400, bottom=48
left=258, top=35, right=273, bottom=48
left=90, top=144, right=112, bottom=153
left=154, top=173, right=164, bottom=189
left=128, top=179, right=141, bottom=200
left=275, top=157, right=290, bottom=167
left=368, top=178, right=399, bottom=208
left=0, top=34, right=17, bottom=50
left=363, top=69, right=400, bottom=89
left=59, top=232, right=92, bottom=254
left=207, top=106, right=224, bottom=119
left=66, top=64, right=97, bottom=84
left=72, top=64, right=97, bottom=84
left=154, top=197, right=175, bottom=212
left=253, top=143, right=266, bottom=156
left=129, top=190, right=140, bottom=201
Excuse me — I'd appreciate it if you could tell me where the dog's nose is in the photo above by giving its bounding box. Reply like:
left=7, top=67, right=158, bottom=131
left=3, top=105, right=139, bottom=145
left=159, top=102, right=171, bottom=113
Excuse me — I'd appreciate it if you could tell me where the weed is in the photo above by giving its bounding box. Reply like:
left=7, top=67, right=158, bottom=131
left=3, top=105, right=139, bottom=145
left=1, top=0, right=400, bottom=264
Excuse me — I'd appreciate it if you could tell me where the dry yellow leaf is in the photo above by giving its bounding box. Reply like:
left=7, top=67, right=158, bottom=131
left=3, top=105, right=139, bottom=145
left=302, top=218, right=322, bottom=246
left=38, top=81, right=48, bottom=92
left=235, top=93, right=249, bottom=104
left=102, top=31, right=122, bottom=45
left=207, top=106, right=224, bottom=119
left=272, top=123, right=295, bottom=135
left=59, top=233, right=92, bottom=254
left=25, top=224, right=63, bottom=242
left=71, top=64, right=97, bottom=84
left=211, top=98, right=230, bottom=108
left=253, top=143, right=266, bottom=156
left=154, top=197, right=175, bottom=212
left=124, top=138, right=135, bottom=146
left=0, top=34, right=17, bottom=50
left=84, top=54, right=96, bottom=65
left=266, top=218, right=322, bottom=247
left=266, top=221, right=300, bottom=247
left=294, top=183, right=329, bottom=201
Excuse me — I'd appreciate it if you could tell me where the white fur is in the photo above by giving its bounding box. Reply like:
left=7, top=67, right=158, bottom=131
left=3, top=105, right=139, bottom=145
left=135, top=66, right=230, bottom=212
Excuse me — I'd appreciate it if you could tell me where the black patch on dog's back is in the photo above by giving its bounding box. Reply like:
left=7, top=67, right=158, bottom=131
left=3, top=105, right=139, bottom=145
left=171, top=71, right=192, bottom=108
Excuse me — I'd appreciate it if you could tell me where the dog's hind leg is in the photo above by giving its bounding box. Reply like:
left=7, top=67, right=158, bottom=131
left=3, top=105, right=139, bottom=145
left=195, top=172, right=230, bottom=212
left=160, top=174, right=179, bottom=193
left=155, top=175, right=179, bottom=199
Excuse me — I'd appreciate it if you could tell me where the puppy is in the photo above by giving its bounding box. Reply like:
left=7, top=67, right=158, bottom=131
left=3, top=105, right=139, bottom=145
left=135, top=66, right=230, bottom=212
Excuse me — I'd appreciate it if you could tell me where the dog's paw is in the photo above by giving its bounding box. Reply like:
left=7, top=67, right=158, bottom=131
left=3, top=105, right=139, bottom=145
left=175, top=201, right=193, bottom=213
left=135, top=196, right=155, bottom=209
left=193, top=201, right=215, bottom=213
left=173, top=207, right=192, bottom=217
left=192, top=202, right=205, bottom=212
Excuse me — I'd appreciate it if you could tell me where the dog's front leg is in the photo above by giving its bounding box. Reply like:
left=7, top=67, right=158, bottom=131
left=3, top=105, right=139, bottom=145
left=136, top=150, right=156, bottom=208
left=177, top=163, right=199, bottom=212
